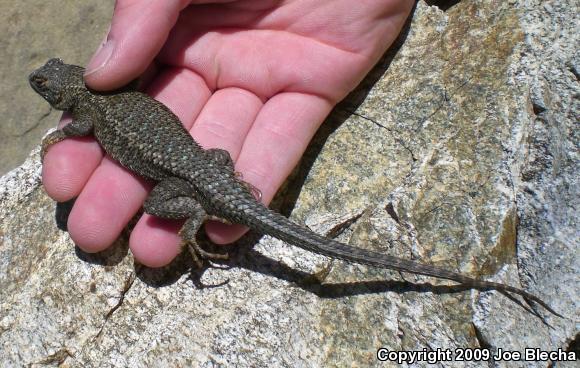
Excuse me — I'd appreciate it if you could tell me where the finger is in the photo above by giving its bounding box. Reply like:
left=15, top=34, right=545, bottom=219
left=130, top=214, right=183, bottom=268
left=145, top=66, right=211, bottom=128
left=189, top=87, right=263, bottom=156
left=206, top=92, right=333, bottom=244
left=67, top=158, right=150, bottom=253
left=42, top=114, right=104, bottom=202
left=84, top=0, right=191, bottom=90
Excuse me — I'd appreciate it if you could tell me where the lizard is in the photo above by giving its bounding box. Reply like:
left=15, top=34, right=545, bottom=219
left=29, top=58, right=560, bottom=316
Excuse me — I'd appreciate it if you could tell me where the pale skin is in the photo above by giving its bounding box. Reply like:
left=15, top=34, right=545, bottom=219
left=42, top=0, right=415, bottom=267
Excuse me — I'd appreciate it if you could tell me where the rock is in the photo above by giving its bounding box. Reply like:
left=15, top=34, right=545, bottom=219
left=0, top=1, right=577, bottom=366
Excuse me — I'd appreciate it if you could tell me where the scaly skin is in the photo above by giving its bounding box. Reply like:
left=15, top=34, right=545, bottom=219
left=30, top=58, right=560, bottom=316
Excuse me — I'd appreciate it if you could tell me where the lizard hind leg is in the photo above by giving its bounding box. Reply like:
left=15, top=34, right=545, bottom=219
left=206, top=148, right=262, bottom=200
left=143, top=177, right=229, bottom=268
left=180, top=216, right=229, bottom=268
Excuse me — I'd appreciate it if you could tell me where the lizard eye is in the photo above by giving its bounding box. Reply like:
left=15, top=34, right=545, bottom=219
left=31, top=76, right=48, bottom=89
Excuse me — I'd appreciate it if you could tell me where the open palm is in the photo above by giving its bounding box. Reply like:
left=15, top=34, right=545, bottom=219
left=42, top=0, right=414, bottom=267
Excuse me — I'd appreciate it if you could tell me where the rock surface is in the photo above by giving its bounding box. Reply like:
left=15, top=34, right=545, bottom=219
left=0, top=1, right=577, bottom=367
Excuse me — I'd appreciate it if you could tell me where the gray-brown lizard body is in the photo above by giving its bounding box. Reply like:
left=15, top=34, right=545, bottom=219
left=29, top=58, right=560, bottom=316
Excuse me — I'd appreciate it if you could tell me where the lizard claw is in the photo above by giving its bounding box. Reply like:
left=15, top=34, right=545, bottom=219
left=234, top=172, right=263, bottom=201
left=185, top=241, right=229, bottom=269
left=208, top=215, right=233, bottom=226
left=248, top=184, right=262, bottom=201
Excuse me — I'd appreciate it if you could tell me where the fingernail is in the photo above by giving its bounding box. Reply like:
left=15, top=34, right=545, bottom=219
left=85, top=39, right=115, bottom=76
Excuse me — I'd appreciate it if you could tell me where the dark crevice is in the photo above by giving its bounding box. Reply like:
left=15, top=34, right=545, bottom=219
left=55, top=198, right=76, bottom=231
left=346, top=110, right=387, bottom=129
left=104, top=273, right=135, bottom=319
left=532, top=102, right=546, bottom=115
left=472, top=324, right=496, bottom=368
left=31, top=347, right=73, bottom=366
left=385, top=202, right=401, bottom=224
left=566, top=332, right=580, bottom=354
left=324, top=210, right=365, bottom=239
left=425, top=0, right=462, bottom=11
left=568, top=64, right=580, bottom=81
left=13, top=107, right=52, bottom=138
left=343, top=109, right=418, bottom=162
left=472, top=323, right=492, bottom=349
left=93, top=272, right=136, bottom=340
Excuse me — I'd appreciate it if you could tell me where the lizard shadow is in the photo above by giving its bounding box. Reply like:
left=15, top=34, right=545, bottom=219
left=74, top=241, right=130, bottom=267
left=134, top=233, right=540, bottom=319
left=223, top=239, right=540, bottom=317
left=55, top=198, right=131, bottom=266
left=424, top=0, right=462, bottom=12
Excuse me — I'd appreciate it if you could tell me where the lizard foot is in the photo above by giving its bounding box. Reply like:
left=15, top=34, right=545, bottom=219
left=40, top=129, right=67, bottom=161
left=185, top=240, right=229, bottom=269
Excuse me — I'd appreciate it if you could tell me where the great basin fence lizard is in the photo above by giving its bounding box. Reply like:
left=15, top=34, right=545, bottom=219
left=30, top=58, right=560, bottom=316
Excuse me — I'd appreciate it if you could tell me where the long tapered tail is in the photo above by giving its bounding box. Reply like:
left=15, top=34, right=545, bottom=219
left=239, top=203, right=561, bottom=317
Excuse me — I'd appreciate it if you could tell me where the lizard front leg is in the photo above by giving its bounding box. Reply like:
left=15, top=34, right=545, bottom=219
left=143, top=177, right=229, bottom=267
left=41, top=115, right=94, bottom=160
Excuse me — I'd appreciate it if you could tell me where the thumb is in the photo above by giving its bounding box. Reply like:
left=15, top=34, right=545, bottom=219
left=84, top=0, right=190, bottom=90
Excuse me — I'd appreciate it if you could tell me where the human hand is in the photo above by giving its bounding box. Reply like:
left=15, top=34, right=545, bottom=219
left=41, top=0, right=414, bottom=267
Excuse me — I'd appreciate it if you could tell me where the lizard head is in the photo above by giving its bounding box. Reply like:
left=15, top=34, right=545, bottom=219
left=29, top=58, right=85, bottom=110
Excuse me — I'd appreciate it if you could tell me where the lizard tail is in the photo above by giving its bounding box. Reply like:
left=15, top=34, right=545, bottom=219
left=239, top=204, right=562, bottom=317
